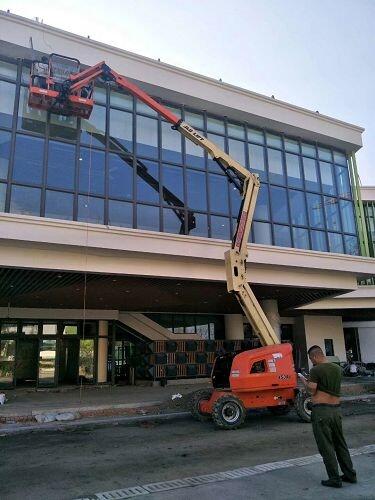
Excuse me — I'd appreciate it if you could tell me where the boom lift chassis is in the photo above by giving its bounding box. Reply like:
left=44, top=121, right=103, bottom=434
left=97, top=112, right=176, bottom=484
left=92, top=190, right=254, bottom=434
left=29, top=55, right=311, bottom=429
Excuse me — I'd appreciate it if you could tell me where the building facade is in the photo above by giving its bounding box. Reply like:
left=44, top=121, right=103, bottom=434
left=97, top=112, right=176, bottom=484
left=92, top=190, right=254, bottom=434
left=0, top=11, right=374, bottom=388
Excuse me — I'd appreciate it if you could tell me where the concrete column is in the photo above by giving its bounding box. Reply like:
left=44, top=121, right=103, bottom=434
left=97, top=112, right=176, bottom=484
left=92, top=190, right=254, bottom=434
left=261, top=299, right=281, bottom=342
left=225, top=314, right=244, bottom=340
left=97, top=320, right=108, bottom=383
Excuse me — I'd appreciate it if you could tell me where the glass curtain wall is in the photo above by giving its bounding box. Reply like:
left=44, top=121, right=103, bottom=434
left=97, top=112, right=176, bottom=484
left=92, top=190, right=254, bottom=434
left=0, top=58, right=359, bottom=255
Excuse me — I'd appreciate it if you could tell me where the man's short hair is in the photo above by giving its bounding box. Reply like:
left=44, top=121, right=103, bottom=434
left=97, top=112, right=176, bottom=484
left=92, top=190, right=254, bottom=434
left=308, top=345, right=323, bottom=356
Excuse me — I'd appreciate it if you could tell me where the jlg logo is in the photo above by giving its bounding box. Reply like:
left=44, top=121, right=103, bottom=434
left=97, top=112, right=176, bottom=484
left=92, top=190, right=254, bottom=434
left=182, top=124, right=205, bottom=141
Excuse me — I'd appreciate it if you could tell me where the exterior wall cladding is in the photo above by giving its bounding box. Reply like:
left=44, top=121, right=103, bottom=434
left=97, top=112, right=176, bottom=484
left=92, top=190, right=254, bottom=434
left=0, top=57, right=360, bottom=256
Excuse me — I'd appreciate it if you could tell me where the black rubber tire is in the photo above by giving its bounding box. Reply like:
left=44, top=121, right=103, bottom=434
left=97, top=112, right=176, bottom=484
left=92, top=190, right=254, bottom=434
left=189, top=389, right=213, bottom=422
left=268, top=404, right=292, bottom=416
left=294, top=390, right=312, bottom=423
left=212, top=394, right=246, bottom=430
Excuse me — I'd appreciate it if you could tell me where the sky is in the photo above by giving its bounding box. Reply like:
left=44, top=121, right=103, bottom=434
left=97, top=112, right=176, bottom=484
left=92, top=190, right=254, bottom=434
left=2, top=0, right=375, bottom=184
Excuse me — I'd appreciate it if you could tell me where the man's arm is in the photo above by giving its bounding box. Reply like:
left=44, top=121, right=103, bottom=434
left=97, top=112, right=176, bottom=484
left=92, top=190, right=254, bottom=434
left=298, top=373, right=318, bottom=395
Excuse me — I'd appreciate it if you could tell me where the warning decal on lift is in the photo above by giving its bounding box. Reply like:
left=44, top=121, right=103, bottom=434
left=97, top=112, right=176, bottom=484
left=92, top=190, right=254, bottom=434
left=267, top=359, right=276, bottom=372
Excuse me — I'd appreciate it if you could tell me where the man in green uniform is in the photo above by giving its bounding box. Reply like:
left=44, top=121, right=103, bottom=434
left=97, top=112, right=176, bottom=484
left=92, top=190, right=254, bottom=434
left=299, top=345, right=357, bottom=488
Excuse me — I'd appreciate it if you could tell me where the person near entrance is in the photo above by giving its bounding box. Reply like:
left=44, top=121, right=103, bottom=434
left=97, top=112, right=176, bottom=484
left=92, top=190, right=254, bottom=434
left=298, top=345, right=357, bottom=488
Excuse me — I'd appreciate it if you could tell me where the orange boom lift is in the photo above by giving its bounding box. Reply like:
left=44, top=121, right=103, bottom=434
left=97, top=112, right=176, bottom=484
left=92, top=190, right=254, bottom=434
left=28, top=54, right=311, bottom=429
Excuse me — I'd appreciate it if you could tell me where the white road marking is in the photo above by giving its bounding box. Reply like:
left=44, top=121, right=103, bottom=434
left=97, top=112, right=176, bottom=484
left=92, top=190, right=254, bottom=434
left=75, top=444, right=375, bottom=500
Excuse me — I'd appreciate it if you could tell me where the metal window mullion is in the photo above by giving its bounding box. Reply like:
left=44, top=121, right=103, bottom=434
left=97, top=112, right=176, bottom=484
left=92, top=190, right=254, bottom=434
left=104, top=84, right=110, bottom=225
left=40, top=113, right=50, bottom=217
left=73, top=119, right=81, bottom=221
left=132, top=96, right=137, bottom=229
left=157, top=111, right=163, bottom=232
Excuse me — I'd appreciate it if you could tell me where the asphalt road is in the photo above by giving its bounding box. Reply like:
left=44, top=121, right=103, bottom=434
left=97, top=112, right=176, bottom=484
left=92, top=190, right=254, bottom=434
left=1, top=400, right=374, bottom=500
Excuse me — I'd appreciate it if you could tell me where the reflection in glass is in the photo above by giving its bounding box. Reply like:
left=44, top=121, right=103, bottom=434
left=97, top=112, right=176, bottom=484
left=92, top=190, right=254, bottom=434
left=248, top=128, right=264, bottom=144
left=38, top=339, right=56, bottom=385
left=45, top=190, right=74, bottom=220
left=187, top=213, right=208, bottom=237
left=63, top=325, right=78, bottom=335
left=185, top=136, right=205, bottom=169
left=137, top=204, right=160, bottom=231
left=334, top=151, right=347, bottom=166
left=17, top=86, right=46, bottom=134
left=0, top=340, right=15, bottom=385
left=136, top=116, right=158, bottom=158
left=336, top=166, right=351, bottom=199
left=79, top=339, right=95, bottom=382
left=227, top=122, right=245, bottom=140
left=108, top=200, right=133, bottom=228
left=289, top=190, right=307, bottom=226
left=320, top=161, right=336, bottom=195
left=0, top=130, right=11, bottom=179
left=161, top=122, right=182, bottom=163
left=207, top=116, right=225, bottom=134
left=79, top=148, right=105, bottom=195
left=81, top=105, right=106, bottom=148
left=340, top=199, right=356, bottom=234
left=293, top=227, right=310, bottom=250
left=43, top=324, right=57, bottom=335
left=267, top=149, right=285, bottom=184
left=230, top=184, right=241, bottom=217
left=270, top=186, right=289, bottom=224
left=254, top=184, right=270, bottom=220
left=47, top=141, right=75, bottom=190
left=228, top=138, right=246, bottom=166
left=0, top=183, right=6, bottom=211
left=184, top=111, right=203, bottom=129
left=210, top=215, right=230, bottom=240
left=137, top=160, right=159, bottom=203
left=209, top=174, right=229, bottom=214
left=13, top=134, right=44, bottom=185
left=110, top=109, right=133, bottom=152
left=307, top=193, right=324, bottom=229
left=162, top=164, right=184, bottom=202
left=301, top=143, right=316, bottom=157
left=187, top=169, right=207, bottom=211
left=311, top=230, right=327, bottom=252
left=248, top=144, right=266, bottom=181
left=77, top=195, right=104, bottom=224
left=285, top=153, right=302, bottom=188
left=108, top=154, right=133, bottom=200
left=344, top=235, right=359, bottom=255
left=266, top=133, right=282, bottom=149
left=274, top=224, right=291, bottom=247
left=207, top=133, right=224, bottom=173
left=318, top=147, right=332, bottom=162
left=50, top=114, right=78, bottom=141
left=10, top=185, right=41, bottom=216
left=303, top=157, right=320, bottom=192
left=253, top=221, right=272, bottom=245
left=324, top=197, right=341, bottom=232
left=284, top=138, right=299, bottom=153
left=164, top=207, right=185, bottom=234
left=328, top=232, right=344, bottom=254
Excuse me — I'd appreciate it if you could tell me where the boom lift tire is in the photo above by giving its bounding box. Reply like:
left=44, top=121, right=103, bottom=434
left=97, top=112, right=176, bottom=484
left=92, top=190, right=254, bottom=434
left=294, top=390, right=312, bottom=423
left=212, top=394, right=246, bottom=430
left=268, top=404, right=292, bottom=416
left=189, top=389, right=214, bottom=422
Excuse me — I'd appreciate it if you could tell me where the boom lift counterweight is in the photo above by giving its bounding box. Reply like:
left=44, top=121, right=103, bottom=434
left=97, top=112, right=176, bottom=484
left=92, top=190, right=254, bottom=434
left=28, top=55, right=311, bottom=429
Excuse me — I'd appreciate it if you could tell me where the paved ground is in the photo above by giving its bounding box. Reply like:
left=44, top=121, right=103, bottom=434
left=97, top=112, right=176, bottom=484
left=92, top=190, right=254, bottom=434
left=0, top=399, right=374, bottom=500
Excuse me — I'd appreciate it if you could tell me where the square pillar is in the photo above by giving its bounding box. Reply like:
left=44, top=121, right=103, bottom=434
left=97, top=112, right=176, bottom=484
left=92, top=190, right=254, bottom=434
left=97, top=320, right=108, bottom=383
left=225, top=314, right=244, bottom=340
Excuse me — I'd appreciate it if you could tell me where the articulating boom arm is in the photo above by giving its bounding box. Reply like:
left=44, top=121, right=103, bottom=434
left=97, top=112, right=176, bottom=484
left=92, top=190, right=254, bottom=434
left=62, top=61, right=279, bottom=346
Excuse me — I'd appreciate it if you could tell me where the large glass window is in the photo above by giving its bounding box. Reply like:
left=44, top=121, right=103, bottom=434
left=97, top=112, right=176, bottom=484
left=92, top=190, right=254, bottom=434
left=267, top=149, right=285, bottom=184
left=17, top=86, right=46, bottom=134
left=311, top=230, right=327, bottom=252
left=81, top=105, right=106, bottom=148
left=306, top=193, right=324, bottom=229
left=109, top=108, right=133, bottom=153
left=289, top=189, right=307, bottom=226
left=10, top=185, right=41, bottom=216
left=161, top=122, right=182, bottom=163
left=45, top=190, right=73, bottom=220
left=185, top=136, right=205, bottom=169
left=137, top=204, right=160, bottom=231
left=285, top=153, right=303, bottom=189
left=324, top=197, right=341, bottom=232
left=78, top=148, right=105, bottom=196
left=50, top=114, right=78, bottom=141
left=163, top=207, right=185, bottom=234
left=336, top=166, right=351, bottom=199
left=210, top=215, right=230, bottom=240
left=344, top=234, right=359, bottom=255
left=320, top=161, right=336, bottom=195
left=209, top=174, right=229, bottom=214
left=328, top=232, right=344, bottom=254
left=162, top=164, right=184, bottom=203
left=0, top=182, right=6, bottom=211
left=108, top=154, right=133, bottom=200
left=13, top=135, right=44, bottom=185
left=207, top=133, right=224, bottom=173
left=248, top=144, right=266, bottom=181
left=137, top=160, right=159, bottom=203
left=0, top=130, right=11, bottom=180
left=111, top=91, right=133, bottom=110
left=253, top=221, right=272, bottom=245
left=228, top=138, right=246, bottom=166
left=47, top=141, right=75, bottom=190
left=340, top=199, right=356, bottom=234
left=79, top=339, right=94, bottom=382
left=270, top=186, right=289, bottom=224
left=303, top=157, right=320, bottom=192
left=207, top=116, right=225, bottom=134
left=187, top=213, right=208, bottom=237
left=254, top=184, right=270, bottom=220
left=136, top=116, right=158, bottom=158
left=108, top=200, right=133, bottom=228
left=77, top=195, right=104, bottom=224
left=0, top=339, right=15, bottom=386
left=228, top=122, right=245, bottom=140
left=274, top=224, right=291, bottom=247
left=293, top=227, right=310, bottom=250
left=38, top=339, right=56, bottom=385
left=0, top=81, right=15, bottom=128
left=248, top=128, right=264, bottom=144
left=0, top=61, right=17, bottom=80
left=187, top=169, right=207, bottom=211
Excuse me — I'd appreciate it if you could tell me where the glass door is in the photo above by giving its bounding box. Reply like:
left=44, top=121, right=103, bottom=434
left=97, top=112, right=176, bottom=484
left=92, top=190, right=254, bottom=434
left=38, top=339, right=57, bottom=386
left=0, top=339, right=16, bottom=387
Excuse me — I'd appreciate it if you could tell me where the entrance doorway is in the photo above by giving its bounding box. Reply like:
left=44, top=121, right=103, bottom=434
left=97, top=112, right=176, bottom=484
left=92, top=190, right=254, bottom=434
left=15, top=338, right=38, bottom=386
left=344, top=328, right=361, bottom=361
left=59, top=337, right=79, bottom=384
